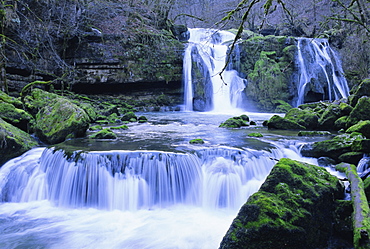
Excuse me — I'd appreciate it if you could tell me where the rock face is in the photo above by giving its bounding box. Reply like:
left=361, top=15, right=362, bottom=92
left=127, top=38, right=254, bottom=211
left=2, top=0, right=184, bottom=96
left=0, top=118, right=38, bottom=165
left=219, top=158, right=344, bottom=249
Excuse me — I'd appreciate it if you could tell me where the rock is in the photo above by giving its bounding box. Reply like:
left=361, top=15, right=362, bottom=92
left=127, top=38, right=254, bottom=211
left=34, top=98, right=90, bottom=144
left=346, top=120, right=370, bottom=138
left=0, top=118, right=38, bottom=165
left=267, top=115, right=306, bottom=130
left=347, top=96, right=370, bottom=127
left=219, top=116, right=249, bottom=128
left=89, top=128, right=117, bottom=139
left=247, top=132, right=263, bottom=137
left=110, top=125, right=128, bottom=130
left=189, top=139, right=204, bottom=144
left=338, top=152, right=364, bottom=165
left=318, top=103, right=345, bottom=130
left=300, top=133, right=365, bottom=162
left=351, top=139, right=370, bottom=154
left=220, top=158, right=344, bottom=249
left=89, top=125, right=102, bottom=131
left=349, top=78, right=370, bottom=107
left=138, top=116, right=148, bottom=123
left=0, top=101, right=34, bottom=132
left=298, top=131, right=332, bottom=136
left=285, top=108, right=319, bottom=130
left=121, top=111, right=137, bottom=122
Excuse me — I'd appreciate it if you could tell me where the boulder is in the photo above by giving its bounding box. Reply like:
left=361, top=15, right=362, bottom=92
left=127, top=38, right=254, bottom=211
left=220, top=158, right=344, bottom=249
left=0, top=101, right=34, bottom=132
left=220, top=115, right=249, bottom=128
left=267, top=115, right=306, bottom=130
left=89, top=128, right=117, bottom=139
left=318, top=103, right=345, bottom=130
left=285, top=108, right=319, bottom=130
left=349, top=78, right=370, bottom=107
left=347, top=96, right=370, bottom=127
left=35, top=98, right=90, bottom=144
left=346, top=120, right=370, bottom=138
left=0, top=118, right=38, bottom=165
left=300, top=133, right=365, bottom=162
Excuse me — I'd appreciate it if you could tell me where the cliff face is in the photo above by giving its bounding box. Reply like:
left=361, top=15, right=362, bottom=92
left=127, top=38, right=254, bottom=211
left=1, top=0, right=186, bottom=94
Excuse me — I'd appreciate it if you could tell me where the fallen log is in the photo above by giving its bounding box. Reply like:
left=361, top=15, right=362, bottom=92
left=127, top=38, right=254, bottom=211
left=338, top=163, right=370, bottom=249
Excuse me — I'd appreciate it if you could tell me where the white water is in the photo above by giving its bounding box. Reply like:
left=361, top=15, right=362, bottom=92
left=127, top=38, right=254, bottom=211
left=183, top=28, right=246, bottom=112
left=296, top=38, right=349, bottom=106
left=0, top=140, right=311, bottom=248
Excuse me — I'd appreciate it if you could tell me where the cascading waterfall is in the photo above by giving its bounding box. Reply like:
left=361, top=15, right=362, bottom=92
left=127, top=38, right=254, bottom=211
left=296, top=38, right=350, bottom=106
left=183, top=28, right=246, bottom=112
left=0, top=147, right=278, bottom=211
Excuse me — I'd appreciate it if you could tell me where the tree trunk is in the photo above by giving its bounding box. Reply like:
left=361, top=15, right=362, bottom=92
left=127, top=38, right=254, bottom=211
left=341, top=163, right=370, bottom=249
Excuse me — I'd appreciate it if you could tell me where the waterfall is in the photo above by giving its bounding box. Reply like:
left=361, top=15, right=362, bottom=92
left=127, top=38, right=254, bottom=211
left=183, top=28, right=246, bottom=112
left=296, top=38, right=349, bottom=106
left=0, top=147, right=277, bottom=211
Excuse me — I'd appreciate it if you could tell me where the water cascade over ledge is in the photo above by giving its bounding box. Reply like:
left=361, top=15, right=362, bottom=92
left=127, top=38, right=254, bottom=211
left=0, top=147, right=278, bottom=211
left=183, top=28, right=247, bottom=112
left=295, top=38, right=349, bottom=106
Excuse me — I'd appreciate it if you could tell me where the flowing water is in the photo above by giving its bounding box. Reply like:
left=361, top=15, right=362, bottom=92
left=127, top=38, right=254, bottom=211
left=0, top=111, right=328, bottom=249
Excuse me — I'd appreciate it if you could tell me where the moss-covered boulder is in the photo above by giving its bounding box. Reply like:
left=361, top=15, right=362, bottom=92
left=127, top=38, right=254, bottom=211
left=318, top=103, right=346, bottom=130
left=220, top=158, right=344, bottom=249
left=267, top=115, right=306, bottom=130
left=121, top=111, right=137, bottom=122
left=189, top=138, right=204, bottom=144
left=300, top=133, right=365, bottom=162
left=35, top=98, right=90, bottom=144
left=219, top=115, right=249, bottom=128
left=297, top=131, right=332, bottom=136
left=0, top=118, right=38, bottom=165
left=0, top=101, right=34, bottom=132
left=285, top=108, right=319, bottom=130
left=347, top=96, right=370, bottom=127
left=346, top=120, right=370, bottom=138
left=338, top=152, right=364, bottom=165
left=349, top=78, right=370, bottom=107
left=247, top=132, right=263, bottom=137
left=89, top=128, right=117, bottom=139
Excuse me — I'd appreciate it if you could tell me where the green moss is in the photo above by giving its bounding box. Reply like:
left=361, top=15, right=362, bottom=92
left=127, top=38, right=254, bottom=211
left=121, top=111, right=137, bottom=122
left=89, top=125, right=102, bottom=131
left=220, top=158, right=344, bottom=249
left=298, top=131, right=332, bottom=136
left=219, top=116, right=249, bottom=128
left=189, top=138, right=204, bottom=144
left=248, top=132, right=263, bottom=137
left=89, top=128, right=117, bottom=139
left=285, top=108, right=319, bottom=130
left=0, top=101, right=34, bottom=132
left=267, top=115, right=306, bottom=130
left=110, top=125, right=129, bottom=130
left=346, top=120, right=370, bottom=138
left=0, top=118, right=38, bottom=165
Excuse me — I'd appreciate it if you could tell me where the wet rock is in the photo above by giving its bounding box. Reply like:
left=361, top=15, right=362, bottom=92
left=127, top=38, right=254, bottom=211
left=219, top=115, right=249, bottom=128
left=0, top=118, right=38, bottom=165
left=267, top=115, right=306, bottom=130
left=346, top=120, right=370, bottom=138
left=347, top=97, right=370, bottom=127
left=89, top=128, right=117, bottom=139
left=220, top=158, right=344, bottom=249
left=34, top=98, right=90, bottom=144
left=349, top=78, right=370, bottom=107
left=285, top=108, right=319, bottom=130
left=0, top=101, right=34, bottom=132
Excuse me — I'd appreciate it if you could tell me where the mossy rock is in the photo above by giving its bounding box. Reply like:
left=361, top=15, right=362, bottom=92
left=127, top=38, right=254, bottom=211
left=0, top=118, right=38, bottom=165
left=89, top=128, right=117, bottom=139
left=220, top=116, right=249, bottom=128
left=247, top=132, right=263, bottom=137
left=0, top=101, right=34, bottom=132
left=318, top=103, right=345, bottom=130
left=347, top=96, right=370, bottom=127
left=298, top=131, right=332, bottom=136
left=351, top=139, right=370, bottom=153
left=364, top=177, right=370, bottom=203
left=346, top=120, right=370, bottom=138
left=300, top=133, right=365, bottom=162
left=220, top=158, right=344, bottom=249
left=35, top=98, right=90, bottom=144
left=0, top=90, right=22, bottom=108
left=107, top=113, right=120, bottom=124
left=121, top=111, right=137, bottom=122
left=349, top=78, right=370, bottom=107
left=334, top=116, right=348, bottom=131
left=267, top=115, right=306, bottom=130
left=338, top=152, right=364, bottom=165
left=110, top=125, right=129, bottom=130
left=285, top=108, right=319, bottom=130
left=273, top=100, right=293, bottom=113
left=89, top=125, right=102, bottom=131
left=23, top=88, right=60, bottom=115
left=189, top=138, right=204, bottom=144
left=138, top=116, right=148, bottom=123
